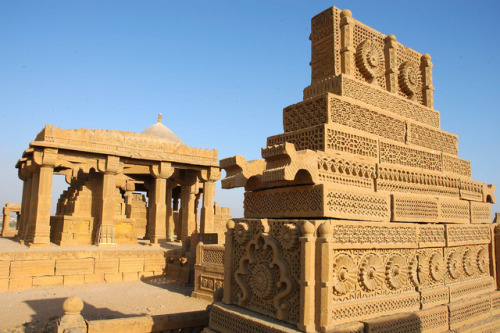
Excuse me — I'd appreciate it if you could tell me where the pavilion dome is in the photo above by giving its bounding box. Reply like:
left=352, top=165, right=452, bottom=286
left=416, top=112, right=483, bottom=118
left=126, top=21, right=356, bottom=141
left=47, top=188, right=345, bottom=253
left=141, top=114, right=185, bottom=145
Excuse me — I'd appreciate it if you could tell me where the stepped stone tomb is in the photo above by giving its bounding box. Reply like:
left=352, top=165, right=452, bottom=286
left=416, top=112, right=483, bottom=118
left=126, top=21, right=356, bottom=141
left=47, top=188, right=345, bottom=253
left=14, top=115, right=228, bottom=248
left=205, top=6, right=500, bottom=333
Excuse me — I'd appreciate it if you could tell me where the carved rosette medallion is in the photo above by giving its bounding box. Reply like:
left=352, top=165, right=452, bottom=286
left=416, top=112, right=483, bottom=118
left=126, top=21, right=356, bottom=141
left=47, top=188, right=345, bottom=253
left=332, top=254, right=357, bottom=295
left=430, top=252, right=445, bottom=282
left=399, top=61, right=421, bottom=98
left=477, top=248, right=489, bottom=273
left=463, top=249, right=476, bottom=276
left=249, top=264, right=276, bottom=299
left=385, top=254, right=408, bottom=290
left=277, top=223, right=300, bottom=250
left=447, top=251, right=462, bottom=280
left=356, top=40, right=384, bottom=83
left=408, top=256, right=421, bottom=287
left=234, top=222, right=251, bottom=245
left=360, top=254, right=384, bottom=291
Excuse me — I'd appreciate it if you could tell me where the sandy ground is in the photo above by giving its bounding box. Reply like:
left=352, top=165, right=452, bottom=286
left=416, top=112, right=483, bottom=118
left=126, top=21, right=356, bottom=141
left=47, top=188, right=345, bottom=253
left=0, top=278, right=211, bottom=332
left=0, top=237, right=207, bottom=333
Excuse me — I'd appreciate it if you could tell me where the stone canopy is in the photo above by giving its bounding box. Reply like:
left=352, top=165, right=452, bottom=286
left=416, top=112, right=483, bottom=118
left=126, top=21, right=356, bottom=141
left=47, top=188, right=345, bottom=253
left=15, top=122, right=221, bottom=247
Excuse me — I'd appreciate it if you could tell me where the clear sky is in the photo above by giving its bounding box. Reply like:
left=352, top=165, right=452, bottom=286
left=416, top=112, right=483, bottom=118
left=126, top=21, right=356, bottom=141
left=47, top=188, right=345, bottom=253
left=1, top=1, right=499, bottom=219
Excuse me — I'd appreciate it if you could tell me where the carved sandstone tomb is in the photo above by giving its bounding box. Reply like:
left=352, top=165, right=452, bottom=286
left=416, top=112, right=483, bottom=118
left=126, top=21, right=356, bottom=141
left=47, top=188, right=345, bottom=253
left=15, top=115, right=223, bottom=247
left=206, top=6, right=499, bottom=333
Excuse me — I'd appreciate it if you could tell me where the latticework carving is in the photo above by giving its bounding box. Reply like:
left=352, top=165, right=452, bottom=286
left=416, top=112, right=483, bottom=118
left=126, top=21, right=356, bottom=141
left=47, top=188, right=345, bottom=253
left=326, top=190, right=390, bottom=221
left=243, top=186, right=322, bottom=218
left=407, top=122, right=458, bottom=155
left=202, top=248, right=225, bottom=266
left=339, top=77, right=439, bottom=127
left=330, top=223, right=417, bottom=248
left=446, top=225, right=491, bottom=246
left=328, top=95, right=406, bottom=142
left=440, top=199, right=470, bottom=223
left=471, top=201, right=492, bottom=223
left=283, top=95, right=327, bottom=133
left=326, top=128, right=378, bottom=158
left=379, top=141, right=442, bottom=172
left=443, top=154, right=471, bottom=178
left=267, top=126, right=325, bottom=151
left=391, top=195, right=439, bottom=223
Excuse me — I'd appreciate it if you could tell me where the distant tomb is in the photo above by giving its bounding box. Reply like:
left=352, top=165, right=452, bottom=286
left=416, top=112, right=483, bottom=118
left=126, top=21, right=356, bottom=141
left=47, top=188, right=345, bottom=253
left=15, top=115, right=228, bottom=247
left=207, top=6, right=499, bottom=333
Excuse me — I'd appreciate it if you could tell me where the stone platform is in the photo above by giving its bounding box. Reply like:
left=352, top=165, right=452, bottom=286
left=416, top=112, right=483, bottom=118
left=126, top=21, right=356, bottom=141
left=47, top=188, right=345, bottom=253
left=0, top=237, right=178, bottom=291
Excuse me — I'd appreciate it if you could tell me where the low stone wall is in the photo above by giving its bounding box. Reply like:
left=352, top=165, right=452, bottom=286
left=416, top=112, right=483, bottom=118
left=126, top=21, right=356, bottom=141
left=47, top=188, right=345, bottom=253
left=0, top=248, right=171, bottom=291
left=86, top=310, right=209, bottom=333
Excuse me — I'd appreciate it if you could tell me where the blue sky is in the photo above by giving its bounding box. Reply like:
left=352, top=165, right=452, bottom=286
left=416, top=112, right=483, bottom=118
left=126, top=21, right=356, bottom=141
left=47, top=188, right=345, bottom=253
left=1, top=1, right=499, bottom=219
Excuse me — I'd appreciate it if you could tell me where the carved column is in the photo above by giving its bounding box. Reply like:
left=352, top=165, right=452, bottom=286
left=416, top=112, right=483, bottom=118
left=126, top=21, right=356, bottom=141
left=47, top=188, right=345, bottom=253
left=30, top=148, right=57, bottom=247
left=1, top=206, right=9, bottom=237
left=25, top=170, right=40, bottom=243
left=166, top=183, right=175, bottom=241
left=149, top=162, right=174, bottom=245
left=179, top=171, right=197, bottom=242
left=222, top=219, right=235, bottom=304
left=317, top=222, right=333, bottom=331
left=16, top=165, right=32, bottom=241
left=421, top=53, right=435, bottom=109
left=298, top=221, right=316, bottom=332
left=340, top=9, right=355, bottom=76
left=173, top=190, right=180, bottom=240
left=384, top=34, right=398, bottom=93
left=96, top=155, right=122, bottom=245
left=194, top=191, right=202, bottom=233
left=200, top=167, right=221, bottom=234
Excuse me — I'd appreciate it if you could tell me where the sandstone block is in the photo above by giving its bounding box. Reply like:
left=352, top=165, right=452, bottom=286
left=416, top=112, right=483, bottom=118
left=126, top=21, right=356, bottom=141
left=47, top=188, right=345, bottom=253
left=104, top=273, right=122, bottom=283
left=10, top=260, right=54, bottom=278
left=144, top=257, right=166, bottom=272
left=122, top=272, right=139, bottom=281
left=56, top=258, right=94, bottom=276
left=63, top=275, right=85, bottom=286
left=9, top=277, right=32, bottom=290
left=119, top=257, right=144, bottom=273
left=84, top=273, right=105, bottom=284
left=32, top=276, right=63, bottom=286
left=94, top=258, right=119, bottom=274
left=0, top=278, right=8, bottom=291
left=0, top=261, right=10, bottom=279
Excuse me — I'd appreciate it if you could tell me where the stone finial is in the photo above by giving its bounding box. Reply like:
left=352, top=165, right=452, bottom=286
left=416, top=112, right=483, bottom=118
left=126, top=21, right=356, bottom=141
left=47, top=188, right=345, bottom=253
left=57, top=296, right=86, bottom=333
left=158, top=113, right=162, bottom=123
left=340, top=9, right=352, bottom=18
left=213, top=288, right=224, bottom=302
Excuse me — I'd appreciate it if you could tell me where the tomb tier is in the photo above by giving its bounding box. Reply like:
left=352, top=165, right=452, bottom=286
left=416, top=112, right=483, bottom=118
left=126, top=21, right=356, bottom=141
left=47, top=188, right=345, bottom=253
left=211, top=5, right=499, bottom=333
left=221, top=7, right=495, bottom=223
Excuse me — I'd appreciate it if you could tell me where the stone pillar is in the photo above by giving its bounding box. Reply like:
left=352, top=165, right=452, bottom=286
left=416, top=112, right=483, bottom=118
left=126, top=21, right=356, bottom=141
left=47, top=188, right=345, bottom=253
left=25, top=171, right=40, bottom=243
left=180, top=172, right=197, bottom=242
left=29, top=148, right=57, bottom=247
left=199, top=167, right=220, bottom=234
left=421, top=53, right=434, bottom=109
left=384, top=34, right=398, bottom=93
left=1, top=206, right=9, bottom=237
left=194, top=191, right=202, bottom=233
left=166, top=183, right=175, bottom=241
left=222, top=220, right=235, bottom=305
left=340, top=9, right=355, bottom=76
left=317, top=222, right=333, bottom=332
left=149, top=177, right=166, bottom=245
left=96, top=155, right=122, bottom=245
left=298, top=221, right=315, bottom=332
left=16, top=170, right=32, bottom=241
left=149, top=162, right=174, bottom=245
